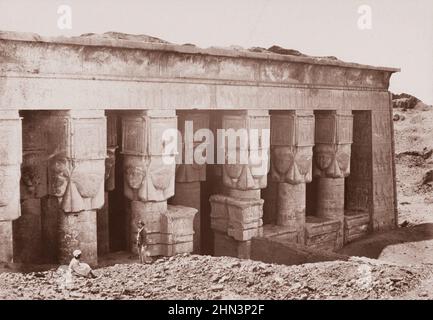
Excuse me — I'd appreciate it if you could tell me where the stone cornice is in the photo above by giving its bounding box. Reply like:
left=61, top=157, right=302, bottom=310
left=0, top=31, right=399, bottom=91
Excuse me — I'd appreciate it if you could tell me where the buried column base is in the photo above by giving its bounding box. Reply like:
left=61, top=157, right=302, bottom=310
left=0, top=221, right=13, bottom=263
left=129, top=201, right=197, bottom=257
left=210, top=194, right=264, bottom=259
left=213, top=231, right=251, bottom=259
left=58, top=210, right=98, bottom=267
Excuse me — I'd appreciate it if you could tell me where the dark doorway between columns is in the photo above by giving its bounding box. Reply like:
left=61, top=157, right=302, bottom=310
left=108, top=112, right=127, bottom=252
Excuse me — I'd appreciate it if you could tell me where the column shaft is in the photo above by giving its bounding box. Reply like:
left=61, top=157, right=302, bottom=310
left=0, top=110, right=22, bottom=263
left=0, top=221, right=13, bottom=263
left=58, top=210, right=98, bottom=266
left=277, top=183, right=306, bottom=243
left=14, top=112, right=48, bottom=263
left=47, top=110, right=106, bottom=265
left=270, top=111, right=314, bottom=244
left=313, top=110, right=353, bottom=250
left=210, top=110, right=269, bottom=259
left=122, top=110, right=197, bottom=258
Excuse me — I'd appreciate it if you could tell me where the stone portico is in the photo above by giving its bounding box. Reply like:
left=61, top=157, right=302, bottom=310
left=0, top=32, right=399, bottom=264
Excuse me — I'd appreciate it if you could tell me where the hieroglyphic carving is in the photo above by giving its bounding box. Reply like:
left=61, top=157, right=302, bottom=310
left=47, top=111, right=106, bottom=213
left=0, top=112, right=22, bottom=221
left=270, top=111, right=314, bottom=184
left=122, top=112, right=177, bottom=202
left=313, top=111, right=353, bottom=178
left=371, top=110, right=396, bottom=229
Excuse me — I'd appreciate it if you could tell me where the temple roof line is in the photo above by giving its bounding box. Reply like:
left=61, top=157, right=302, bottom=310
left=0, top=30, right=400, bottom=73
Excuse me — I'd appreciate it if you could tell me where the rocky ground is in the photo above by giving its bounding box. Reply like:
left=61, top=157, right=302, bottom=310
left=1, top=93, right=433, bottom=300
left=0, top=254, right=432, bottom=300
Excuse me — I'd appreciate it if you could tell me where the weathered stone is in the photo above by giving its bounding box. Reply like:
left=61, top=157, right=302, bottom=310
left=0, top=32, right=401, bottom=264
left=344, top=212, right=370, bottom=243
left=45, top=110, right=106, bottom=265
left=270, top=111, right=314, bottom=184
left=213, top=232, right=251, bottom=259
left=58, top=210, right=98, bottom=266
left=47, top=110, right=106, bottom=213
left=276, top=183, right=306, bottom=244
left=169, top=181, right=201, bottom=253
left=0, top=221, right=13, bottom=263
left=221, top=110, right=270, bottom=191
left=0, top=110, right=22, bottom=262
left=129, top=204, right=196, bottom=257
left=313, top=111, right=353, bottom=179
left=305, top=216, right=341, bottom=251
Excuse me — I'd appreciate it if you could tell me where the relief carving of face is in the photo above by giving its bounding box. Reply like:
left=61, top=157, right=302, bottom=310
left=295, top=148, right=313, bottom=176
left=336, top=151, right=350, bottom=173
left=50, top=157, right=70, bottom=197
left=21, top=165, right=41, bottom=194
left=149, top=161, right=173, bottom=191
left=314, top=145, right=334, bottom=171
left=224, top=148, right=246, bottom=181
left=249, top=154, right=268, bottom=180
left=225, top=164, right=243, bottom=181
left=126, top=166, right=146, bottom=190
left=72, top=169, right=104, bottom=198
left=273, top=147, right=294, bottom=175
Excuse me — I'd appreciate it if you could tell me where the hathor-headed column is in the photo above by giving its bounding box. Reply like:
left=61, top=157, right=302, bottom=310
left=210, top=110, right=269, bottom=259
left=0, top=110, right=22, bottom=263
left=122, top=110, right=196, bottom=257
left=270, top=111, right=315, bottom=244
left=313, top=110, right=353, bottom=249
left=97, top=113, right=118, bottom=255
left=14, top=112, right=48, bottom=263
left=170, top=111, right=209, bottom=254
left=47, top=110, right=106, bottom=266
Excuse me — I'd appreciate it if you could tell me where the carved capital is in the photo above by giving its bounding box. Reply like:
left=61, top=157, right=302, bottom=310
left=48, top=156, right=105, bottom=212
left=270, top=146, right=313, bottom=184
left=313, top=111, right=353, bottom=178
left=222, top=156, right=268, bottom=191
left=20, top=151, right=48, bottom=199
left=221, top=111, right=270, bottom=190
left=121, top=111, right=177, bottom=202
left=313, top=143, right=351, bottom=178
left=46, top=110, right=107, bottom=212
left=123, top=155, right=175, bottom=202
left=270, top=111, right=314, bottom=184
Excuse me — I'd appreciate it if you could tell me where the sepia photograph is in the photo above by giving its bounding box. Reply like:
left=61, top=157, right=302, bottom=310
left=0, top=0, right=433, bottom=309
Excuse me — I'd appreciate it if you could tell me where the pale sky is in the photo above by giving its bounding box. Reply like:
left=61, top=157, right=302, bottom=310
left=0, top=0, right=432, bottom=104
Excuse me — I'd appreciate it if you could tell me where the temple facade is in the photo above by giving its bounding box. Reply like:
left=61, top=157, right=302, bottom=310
left=0, top=32, right=399, bottom=265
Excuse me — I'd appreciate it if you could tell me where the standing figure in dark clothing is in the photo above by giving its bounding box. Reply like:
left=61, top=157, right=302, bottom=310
left=137, top=220, right=151, bottom=264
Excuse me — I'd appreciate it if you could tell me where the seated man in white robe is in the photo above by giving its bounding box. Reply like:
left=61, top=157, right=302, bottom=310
left=68, top=249, right=97, bottom=279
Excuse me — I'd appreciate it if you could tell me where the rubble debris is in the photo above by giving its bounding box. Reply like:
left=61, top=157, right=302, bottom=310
left=0, top=255, right=430, bottom=300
